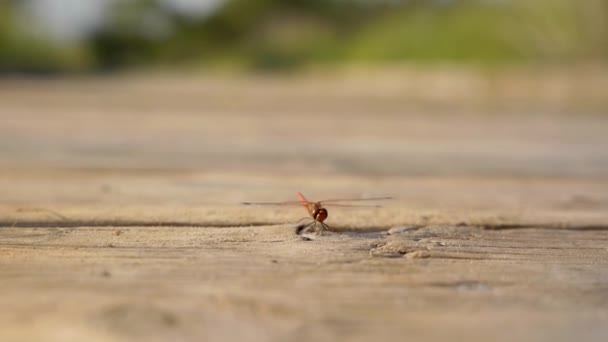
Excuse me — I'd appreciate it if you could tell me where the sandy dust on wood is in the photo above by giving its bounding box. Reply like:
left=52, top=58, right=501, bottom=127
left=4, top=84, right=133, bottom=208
left=1, top=224, right=608, bottom=342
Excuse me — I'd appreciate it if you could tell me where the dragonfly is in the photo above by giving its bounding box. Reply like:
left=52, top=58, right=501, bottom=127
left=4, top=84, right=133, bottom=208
left=242, top=192, right=392, bottom=234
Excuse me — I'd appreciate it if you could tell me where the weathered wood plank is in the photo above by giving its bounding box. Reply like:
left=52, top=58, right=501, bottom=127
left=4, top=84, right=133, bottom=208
left=1, top=75, right=607, bottom=341
left=1, top=225, right=607, bottom=342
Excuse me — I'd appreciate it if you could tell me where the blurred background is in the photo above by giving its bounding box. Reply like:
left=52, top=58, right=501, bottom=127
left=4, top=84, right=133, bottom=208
left=1, top=0, right=607, bottom=208
left=2, top=4, right=608, bottom=341
left=1, top=0, right=607, bottom=73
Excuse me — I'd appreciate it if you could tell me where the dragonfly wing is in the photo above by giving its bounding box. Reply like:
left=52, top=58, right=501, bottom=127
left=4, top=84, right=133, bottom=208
left=241, top=201, right=303, bottom=206
left=320, top=196, right=392, bottom=204
left=242, top=194, right=391, bottom=206
left=326, top=204, right=383, bottom=208
left=296, top=192, right=310, bottom=205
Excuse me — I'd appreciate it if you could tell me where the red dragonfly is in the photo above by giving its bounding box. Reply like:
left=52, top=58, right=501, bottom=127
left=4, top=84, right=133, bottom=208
left=242, top=192, right=391, bottom=234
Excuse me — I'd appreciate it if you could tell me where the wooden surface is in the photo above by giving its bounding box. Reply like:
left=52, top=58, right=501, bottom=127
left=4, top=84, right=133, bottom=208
left=1, top=73, right=608, bottom=341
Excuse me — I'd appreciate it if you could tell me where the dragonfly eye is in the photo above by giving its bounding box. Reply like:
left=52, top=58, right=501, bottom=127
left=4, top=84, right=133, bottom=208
left=316, top=208, right=328, bottom=222
left=312, top=209, right=320, bottom=219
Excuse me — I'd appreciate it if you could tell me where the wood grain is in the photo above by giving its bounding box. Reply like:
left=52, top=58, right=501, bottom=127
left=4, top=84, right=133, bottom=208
left=1, top=74, right=607, bottom=341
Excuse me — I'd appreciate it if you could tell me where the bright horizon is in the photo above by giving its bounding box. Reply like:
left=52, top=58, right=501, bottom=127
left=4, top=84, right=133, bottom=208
left=21, top=0, right=225, bottom=41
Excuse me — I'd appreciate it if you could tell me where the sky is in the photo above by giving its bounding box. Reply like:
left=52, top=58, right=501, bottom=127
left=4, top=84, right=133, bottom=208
left=21, top=0, right=225, bottom=42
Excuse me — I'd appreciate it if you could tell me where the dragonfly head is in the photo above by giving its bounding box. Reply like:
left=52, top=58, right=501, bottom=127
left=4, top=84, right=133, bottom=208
left=313, top=208, right=328, bottom=222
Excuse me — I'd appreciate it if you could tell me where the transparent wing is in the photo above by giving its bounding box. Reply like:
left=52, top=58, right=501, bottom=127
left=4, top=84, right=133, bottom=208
left=241, top=201, right=306, bottom=206
left=242, top=195, right=392, bottom=206
left=319, top=196, right=392, bottom=204
left=325, top=203, right=384, bottom=208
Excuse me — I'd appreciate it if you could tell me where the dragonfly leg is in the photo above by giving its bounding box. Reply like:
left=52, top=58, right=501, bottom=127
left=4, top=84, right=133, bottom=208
left=295, top=219, right=314, bottom=235
left=294, top=217, right=312, bottom=225
left=315, top=221, right=332, bottom=235
left=295, top=220, right=331, bottom=235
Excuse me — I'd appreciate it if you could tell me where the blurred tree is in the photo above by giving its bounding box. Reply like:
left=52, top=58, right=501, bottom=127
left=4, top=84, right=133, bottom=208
left=507, top=0, right=608, bottom=62
left=0, top=1, right=92, bottom=74
left=90, top=0, right=375, bottom=70
left=2, top=0, right=607, bottom=73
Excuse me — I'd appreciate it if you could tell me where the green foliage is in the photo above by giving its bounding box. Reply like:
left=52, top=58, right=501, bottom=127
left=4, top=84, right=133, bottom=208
left=89, top=0, right=372, bottom=71
left=506, top=0, right=608, bottom=62
left=0, top=4, right=92, bottom=74
left=1, top=0, right=607, bottom=73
